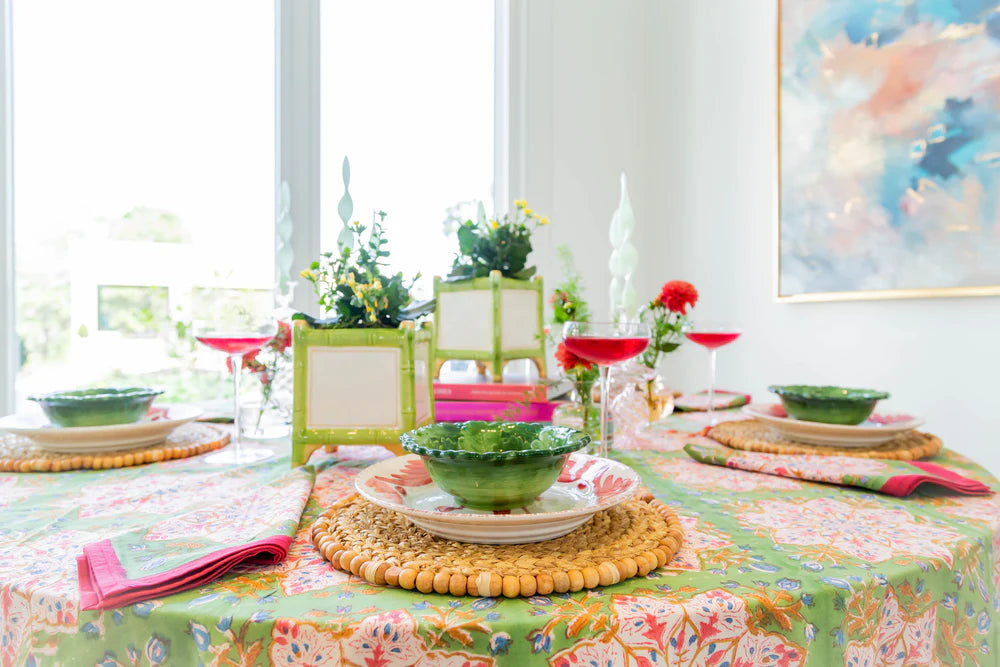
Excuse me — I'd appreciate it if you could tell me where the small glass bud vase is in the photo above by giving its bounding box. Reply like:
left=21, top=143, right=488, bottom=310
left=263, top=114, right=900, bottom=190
left=552, top=378, right=610, bottom=451
left=611, top=359, right=674, bottom=430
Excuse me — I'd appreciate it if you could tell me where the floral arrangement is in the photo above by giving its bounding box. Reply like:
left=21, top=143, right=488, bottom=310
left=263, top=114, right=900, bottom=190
left=226, top=320, right=292, bottom=430
left=297, top=216, right=433, bottom=329
left=547, top=246, right=598, bottom=433
left=638, top=280, right=699, bottom=405
left=449, top=200, right=549, bottom=280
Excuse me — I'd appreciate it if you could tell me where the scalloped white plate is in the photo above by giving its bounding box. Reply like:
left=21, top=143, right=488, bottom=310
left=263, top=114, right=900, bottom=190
left=354, top=453, right=640, bottom=544
left=0, top=404, right=204, bottom=453
left=742, top=404, right=924, bottom=447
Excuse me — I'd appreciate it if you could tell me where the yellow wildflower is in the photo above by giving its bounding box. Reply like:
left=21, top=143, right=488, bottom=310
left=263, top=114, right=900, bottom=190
left=490, top=220, right=499, bottom=230
left=540, top=216, right=550, bottom=226
left=523, top=208, right=533, bottom=217
left=299, top=269, right=315, bottom=280
left=514, top=199, right=527, bottom=209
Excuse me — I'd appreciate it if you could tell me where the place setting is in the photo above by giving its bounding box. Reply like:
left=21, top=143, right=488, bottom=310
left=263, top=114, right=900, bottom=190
left=0, top=387, right=226, bottom=472
left=311, top=316, right=686, bottom=598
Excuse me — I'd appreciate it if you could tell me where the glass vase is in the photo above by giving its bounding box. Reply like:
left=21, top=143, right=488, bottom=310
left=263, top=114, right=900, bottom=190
left=242, top=369, right=292, bottom=440
left=552, top=379, right=611, bottom=453
left=610, top=359, right=674, bottom=432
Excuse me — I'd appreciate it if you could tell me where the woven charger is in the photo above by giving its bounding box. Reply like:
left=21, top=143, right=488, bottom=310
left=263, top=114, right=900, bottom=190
left=0, top=423, right=230, bottom=472
left=311, top=493, right=684, bottom=598
left=708, top=419, right=941, bottom=460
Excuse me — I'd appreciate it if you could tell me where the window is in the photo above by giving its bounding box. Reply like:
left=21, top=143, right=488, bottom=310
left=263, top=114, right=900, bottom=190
left=11, top=0, right=275, bottom=407
left=320, top=0, right=495, bottom=299
left=0, top=1, right=501, bottom=410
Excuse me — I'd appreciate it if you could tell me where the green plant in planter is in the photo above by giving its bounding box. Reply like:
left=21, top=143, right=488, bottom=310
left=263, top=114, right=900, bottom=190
left=290, top=160, right=435, bottom=466
left=297, top=217, right=434, bottom=328
left=449, top=200, right=549, bottom=280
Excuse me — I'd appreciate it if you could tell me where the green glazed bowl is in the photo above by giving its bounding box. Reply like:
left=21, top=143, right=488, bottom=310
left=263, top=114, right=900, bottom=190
left=768, top=385, right=890, bottom=425
left=400, top=421, right=591, bottom=510
left=28, top=387, right=164, bottom=427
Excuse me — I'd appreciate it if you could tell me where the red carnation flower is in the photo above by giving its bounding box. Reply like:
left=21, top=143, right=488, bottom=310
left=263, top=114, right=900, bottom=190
left=555, top=342, right=593, bottom=372
left=656, top=280, right=698, bottom=315
left=271, top=321, right=292, bottom=352
left=225, top=349, right=261, bottom=374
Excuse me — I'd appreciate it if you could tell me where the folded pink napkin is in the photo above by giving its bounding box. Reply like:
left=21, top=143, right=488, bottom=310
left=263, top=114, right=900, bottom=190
left=685, top=443, right=993, bottom=497
left=78, top=464, right=314, bottom=610
left=674, top=390, right=751, bottom=412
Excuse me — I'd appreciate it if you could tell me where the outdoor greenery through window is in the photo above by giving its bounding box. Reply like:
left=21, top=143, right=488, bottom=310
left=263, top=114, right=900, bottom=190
left=12, top=0, right=275, bottom=409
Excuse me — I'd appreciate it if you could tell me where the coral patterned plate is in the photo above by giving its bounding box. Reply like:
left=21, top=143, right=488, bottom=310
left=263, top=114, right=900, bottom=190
left=0, top=404, right=204, bottom=453
left=354, top=453, right=641, bottom=544
left=742, top=404, right=925, bottom=447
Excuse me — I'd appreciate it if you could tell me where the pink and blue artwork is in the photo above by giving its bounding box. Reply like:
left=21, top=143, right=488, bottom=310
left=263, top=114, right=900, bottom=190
left=779, top=0, right=1000, bottom=299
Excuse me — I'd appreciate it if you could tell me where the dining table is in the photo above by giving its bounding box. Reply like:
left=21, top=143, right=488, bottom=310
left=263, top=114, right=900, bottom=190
left=1, top=407, right=997, bottom=666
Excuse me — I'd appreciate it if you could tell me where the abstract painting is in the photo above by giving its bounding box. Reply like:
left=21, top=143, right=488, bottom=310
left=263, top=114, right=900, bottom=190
left=779, top=1, right=1000, bottom=300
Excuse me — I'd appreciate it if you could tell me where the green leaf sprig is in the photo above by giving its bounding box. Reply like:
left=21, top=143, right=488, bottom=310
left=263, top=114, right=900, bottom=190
left=448, top=200, right=549, bottom=280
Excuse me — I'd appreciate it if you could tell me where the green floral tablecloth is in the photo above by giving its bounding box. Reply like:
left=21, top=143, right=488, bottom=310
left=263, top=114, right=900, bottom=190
left=1, top=411, right=998, bottom=666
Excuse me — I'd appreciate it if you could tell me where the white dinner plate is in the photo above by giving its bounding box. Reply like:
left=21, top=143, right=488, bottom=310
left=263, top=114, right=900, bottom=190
left=355, top=453, right=641, bottom=544
left=741, top=404, right=924, bottom=447
left=0, top=404, right=204, bottom=453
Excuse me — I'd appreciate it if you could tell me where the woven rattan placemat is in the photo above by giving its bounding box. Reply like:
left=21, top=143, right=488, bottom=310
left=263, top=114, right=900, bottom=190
left=312, top=492, right=684, bottom=597
left=708, top=419, right=941, bottom=459
left=0, top=423, right=230, bottom=472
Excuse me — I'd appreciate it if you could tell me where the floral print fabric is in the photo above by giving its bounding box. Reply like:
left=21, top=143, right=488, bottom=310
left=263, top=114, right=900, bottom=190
left=0, top=412, right=998, bottom=666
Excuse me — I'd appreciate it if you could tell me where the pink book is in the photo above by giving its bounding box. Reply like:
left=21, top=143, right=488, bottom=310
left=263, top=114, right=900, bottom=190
left=434, top=382, right=550, bottom=403
left=435, top=400, right=561, bottom=422
left=434, top=362, right=571, bottom=403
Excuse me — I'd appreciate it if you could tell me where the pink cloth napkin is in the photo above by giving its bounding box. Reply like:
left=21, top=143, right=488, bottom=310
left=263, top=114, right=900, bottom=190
left=77, top=463, right=314, bottom=610
left=685, top=442, right=993, bottom=497
left=78, top=537, right=292, bottom=610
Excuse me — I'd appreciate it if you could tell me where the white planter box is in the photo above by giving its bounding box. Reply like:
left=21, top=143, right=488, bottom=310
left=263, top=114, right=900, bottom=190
left=433, top=271, right=546, bottom=381
left=291, top=320, right=433, bottom=466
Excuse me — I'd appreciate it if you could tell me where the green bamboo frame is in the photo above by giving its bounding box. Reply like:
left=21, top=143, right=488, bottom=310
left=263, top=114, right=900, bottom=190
left=291, top=320, right=434, bottom=467
left=432, top=270, right=547, bottom=382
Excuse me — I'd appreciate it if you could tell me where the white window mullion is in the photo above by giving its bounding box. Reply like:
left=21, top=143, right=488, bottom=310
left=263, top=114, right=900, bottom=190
left=0, top=0, right=13, bottom=415
left=276, top=0, right=321, bottom=317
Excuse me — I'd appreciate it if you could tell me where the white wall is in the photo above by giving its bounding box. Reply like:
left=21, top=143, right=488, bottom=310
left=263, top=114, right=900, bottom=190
left=520, top=1, right=1000, bottom=476
left=512, top=0, right=657, bottom=323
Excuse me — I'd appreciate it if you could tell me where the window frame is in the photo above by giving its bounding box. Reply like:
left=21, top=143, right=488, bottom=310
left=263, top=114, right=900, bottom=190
left=0, top=0, right=508, bottom=413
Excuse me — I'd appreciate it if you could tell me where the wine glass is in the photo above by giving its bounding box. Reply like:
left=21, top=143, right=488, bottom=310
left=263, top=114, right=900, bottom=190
left=194, top=315, right=278, bottom=464
left=683, top=321, right=742, bottom=426
left=562, top=321, right=651, bottom=458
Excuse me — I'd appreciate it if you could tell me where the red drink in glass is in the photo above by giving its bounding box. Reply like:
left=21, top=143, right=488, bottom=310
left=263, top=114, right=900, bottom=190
left=563, top=336, right=650, bottom=365
left=683, top=324, right=742, bottom=426
left=195, top=334, right=275, bottom=355
left=684, top=331, right=741, bottom=350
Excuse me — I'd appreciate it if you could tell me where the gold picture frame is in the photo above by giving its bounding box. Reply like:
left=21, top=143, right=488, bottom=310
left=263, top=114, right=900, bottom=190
left=775, top=0, right=1000, bottom=303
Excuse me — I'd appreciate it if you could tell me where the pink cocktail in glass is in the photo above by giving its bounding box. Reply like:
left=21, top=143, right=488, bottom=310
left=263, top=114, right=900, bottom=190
left=562, top=336, right=650, bottom=366
left=194, top=320, right=278, bottom=465
left=194, top=334, right=276, bottom=356
left=684, top=324, right=742, bottom=425
left=562, top=322, right=651, bottom=458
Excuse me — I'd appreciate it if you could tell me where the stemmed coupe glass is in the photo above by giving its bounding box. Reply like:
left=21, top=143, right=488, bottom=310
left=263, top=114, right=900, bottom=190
left=682, top=321, right=742, bottom=426
left=562, top=321, right=651, bottom=458
left=194, top=314, right=278, bottom=465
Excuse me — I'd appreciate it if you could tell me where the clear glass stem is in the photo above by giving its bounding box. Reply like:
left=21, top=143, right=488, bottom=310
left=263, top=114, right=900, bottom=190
left=229, top=353, right=243, bottom=458
left=707, top=348, right=718, bottom=426
left=597, top=364, right=611, bottom=458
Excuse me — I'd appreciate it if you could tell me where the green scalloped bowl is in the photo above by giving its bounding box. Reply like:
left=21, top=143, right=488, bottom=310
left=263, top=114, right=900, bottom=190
left=400, top=421, right=590, bottom=510
left=28, top=387, right=163, bottom=427
left=768, top=385, right=890, bottom=425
